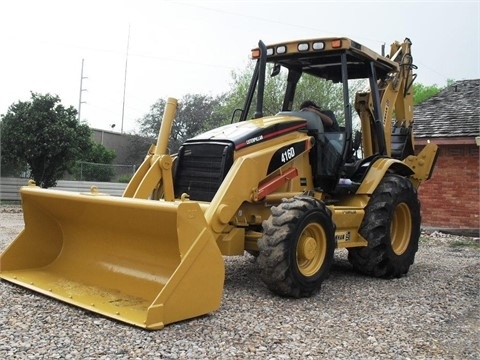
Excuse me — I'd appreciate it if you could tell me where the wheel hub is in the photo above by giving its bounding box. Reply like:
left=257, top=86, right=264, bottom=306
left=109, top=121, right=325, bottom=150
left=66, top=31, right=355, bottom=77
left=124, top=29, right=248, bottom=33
left=391, top=202, right=412, bottom=255
left=296, top=223, right=327, bottom=277
left=299, top=237, right=317, bottom=260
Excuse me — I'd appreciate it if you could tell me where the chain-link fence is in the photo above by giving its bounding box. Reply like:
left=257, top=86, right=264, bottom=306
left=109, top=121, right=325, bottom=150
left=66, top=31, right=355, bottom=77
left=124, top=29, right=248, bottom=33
left=71, top=161, right=136, bottom=183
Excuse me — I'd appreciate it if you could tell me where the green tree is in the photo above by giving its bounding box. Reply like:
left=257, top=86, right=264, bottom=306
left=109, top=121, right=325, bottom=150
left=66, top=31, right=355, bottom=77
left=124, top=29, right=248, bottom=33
left=138, top=98, right=166, bottom=139
left=218, top=63, right=287, bottom=122
left=221, top=63, right=365, bottom=126
left=213, top=62, right=257, bottom=123
left=125, top=133, right=155, bottom=166
left=0, top=93, right=92, bottom=188
left=135, top=63, right=366, bottom=147
left=0, top=120, right=28, bottom=177
left=72, top=142, right=116, bottom=181
left=413, top=83, right=444, bottom=104
left=137, top=94, right=224, bottom=153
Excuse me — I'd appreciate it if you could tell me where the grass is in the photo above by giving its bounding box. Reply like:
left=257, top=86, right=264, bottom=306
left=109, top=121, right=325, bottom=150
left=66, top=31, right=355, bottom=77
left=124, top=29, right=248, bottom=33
left=0, top=201, right=21, bottom=205
left=419, top=235, right=432, bottom=244
left=450, top=239, right=480, bottom=249
left=419, top=234, right=480, bottom=250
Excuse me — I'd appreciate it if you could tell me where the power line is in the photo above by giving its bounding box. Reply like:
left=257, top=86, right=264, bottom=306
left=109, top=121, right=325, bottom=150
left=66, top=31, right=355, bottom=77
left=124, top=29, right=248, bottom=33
left=173, top=1, right=392, bottom=50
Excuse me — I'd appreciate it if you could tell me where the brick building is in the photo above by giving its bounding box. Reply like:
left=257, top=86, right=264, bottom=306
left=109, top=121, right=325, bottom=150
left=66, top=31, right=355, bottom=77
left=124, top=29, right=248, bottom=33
left=414, top=79, right=479, bottom=234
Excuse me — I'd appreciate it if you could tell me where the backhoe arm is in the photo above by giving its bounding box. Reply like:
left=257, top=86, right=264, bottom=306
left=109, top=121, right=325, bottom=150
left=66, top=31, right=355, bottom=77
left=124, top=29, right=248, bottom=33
left=380, top=38, right=416, bottom=157
left=355, top=38, right=416, bottom=158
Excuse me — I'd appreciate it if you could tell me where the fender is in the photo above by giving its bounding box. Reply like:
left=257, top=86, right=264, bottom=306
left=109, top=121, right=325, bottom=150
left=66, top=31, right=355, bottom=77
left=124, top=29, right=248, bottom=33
left=356, top=157, right=414, bottom=195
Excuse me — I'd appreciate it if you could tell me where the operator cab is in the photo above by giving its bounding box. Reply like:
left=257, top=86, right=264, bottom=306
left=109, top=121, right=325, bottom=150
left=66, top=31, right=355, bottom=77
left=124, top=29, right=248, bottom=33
left=241, top=37, right=399, bottom=193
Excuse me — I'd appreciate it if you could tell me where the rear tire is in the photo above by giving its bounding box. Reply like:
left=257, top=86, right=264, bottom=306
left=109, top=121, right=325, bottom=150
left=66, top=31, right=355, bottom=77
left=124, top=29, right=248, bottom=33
left=348, top=174, right=421, bottom=278
left=258, top=196, right=335, bottom=298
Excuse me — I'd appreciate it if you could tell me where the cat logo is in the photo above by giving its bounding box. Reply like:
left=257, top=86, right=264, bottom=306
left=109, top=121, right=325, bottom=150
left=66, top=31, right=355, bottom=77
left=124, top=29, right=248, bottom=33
left=246, top=135, right=264, bottom=145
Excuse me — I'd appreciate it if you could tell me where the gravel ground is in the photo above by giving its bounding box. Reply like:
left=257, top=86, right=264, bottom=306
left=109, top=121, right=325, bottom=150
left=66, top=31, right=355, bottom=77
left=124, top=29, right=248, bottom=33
left=1, top=204, right=479, bottom=359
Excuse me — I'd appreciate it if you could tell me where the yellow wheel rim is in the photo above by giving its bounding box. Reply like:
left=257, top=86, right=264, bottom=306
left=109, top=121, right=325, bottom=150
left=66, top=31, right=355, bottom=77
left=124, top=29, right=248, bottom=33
left=296, top=223, right=327, bottom=277
left=390, top=202, right=411, bottom=255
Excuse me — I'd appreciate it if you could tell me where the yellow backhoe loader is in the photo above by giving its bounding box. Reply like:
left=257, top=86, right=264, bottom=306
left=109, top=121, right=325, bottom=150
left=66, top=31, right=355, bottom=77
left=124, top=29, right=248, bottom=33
left=1, top=37, right=438, bottom=329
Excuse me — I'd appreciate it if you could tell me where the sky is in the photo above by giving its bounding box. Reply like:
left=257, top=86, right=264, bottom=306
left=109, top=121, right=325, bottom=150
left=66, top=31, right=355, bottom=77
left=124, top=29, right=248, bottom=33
left=0, top=0, right=478, bottom=133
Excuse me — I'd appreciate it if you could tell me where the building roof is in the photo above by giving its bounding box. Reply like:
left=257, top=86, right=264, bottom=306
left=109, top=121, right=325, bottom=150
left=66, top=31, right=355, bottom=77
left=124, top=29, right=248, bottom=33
left=414, top=79, right=480, bottom=139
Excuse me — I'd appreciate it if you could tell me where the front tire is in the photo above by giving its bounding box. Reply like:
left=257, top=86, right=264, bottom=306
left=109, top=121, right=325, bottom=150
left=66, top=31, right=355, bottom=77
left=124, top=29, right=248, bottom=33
left=348, top=174, right=421, bottom=278
left=257, top=196, right=335, bottom=298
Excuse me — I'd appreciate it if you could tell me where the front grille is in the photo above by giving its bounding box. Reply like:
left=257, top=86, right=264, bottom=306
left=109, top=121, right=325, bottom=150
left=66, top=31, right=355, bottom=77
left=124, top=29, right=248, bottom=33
left=174, top=142, right=234, bottom=202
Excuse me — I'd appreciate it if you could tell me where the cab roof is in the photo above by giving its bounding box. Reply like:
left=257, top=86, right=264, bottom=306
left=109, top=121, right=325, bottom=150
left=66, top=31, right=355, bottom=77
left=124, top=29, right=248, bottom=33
left=253, top=37, right=399, bottom=82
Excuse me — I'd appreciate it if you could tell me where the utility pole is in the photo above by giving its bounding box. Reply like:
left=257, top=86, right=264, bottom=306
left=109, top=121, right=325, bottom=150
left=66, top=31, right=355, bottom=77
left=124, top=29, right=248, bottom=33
left=121, top=24, right=131, bottom=134
left=78, top=58, right=87, bottom=122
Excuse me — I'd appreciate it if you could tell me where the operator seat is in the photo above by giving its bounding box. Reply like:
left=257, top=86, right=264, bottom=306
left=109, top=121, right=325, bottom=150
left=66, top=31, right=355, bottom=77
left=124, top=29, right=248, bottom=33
left=276, top=111, right=324, bottom=133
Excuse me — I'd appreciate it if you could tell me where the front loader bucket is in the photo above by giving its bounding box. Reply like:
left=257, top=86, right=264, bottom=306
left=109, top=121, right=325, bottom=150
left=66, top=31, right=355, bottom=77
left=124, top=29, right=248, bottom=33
left=0, top=186, right=225, bottom=330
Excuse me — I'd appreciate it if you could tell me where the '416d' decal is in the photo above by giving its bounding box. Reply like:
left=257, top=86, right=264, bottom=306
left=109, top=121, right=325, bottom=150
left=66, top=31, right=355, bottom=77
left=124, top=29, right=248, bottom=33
left=281, top=147, right=296, bottom=163
left=267, top=140, right=308, bottom=174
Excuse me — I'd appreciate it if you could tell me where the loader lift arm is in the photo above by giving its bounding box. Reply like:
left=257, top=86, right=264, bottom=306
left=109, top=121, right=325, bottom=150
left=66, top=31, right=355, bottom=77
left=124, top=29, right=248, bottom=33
left=123, top=98, right=178, bottom=200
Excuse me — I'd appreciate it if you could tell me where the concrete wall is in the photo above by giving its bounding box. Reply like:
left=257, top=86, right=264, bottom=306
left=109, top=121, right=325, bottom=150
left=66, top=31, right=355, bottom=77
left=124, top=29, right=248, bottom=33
left=91, top=129, right=132, bottom=165
left=1, top=178, right=127, bottom=201
left=91, top=129, right=153, bottom=171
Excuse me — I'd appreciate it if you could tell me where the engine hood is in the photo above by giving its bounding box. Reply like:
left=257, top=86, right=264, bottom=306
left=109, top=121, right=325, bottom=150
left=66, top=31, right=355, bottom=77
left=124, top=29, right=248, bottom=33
left=188, top=115, right=307, bottom=150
